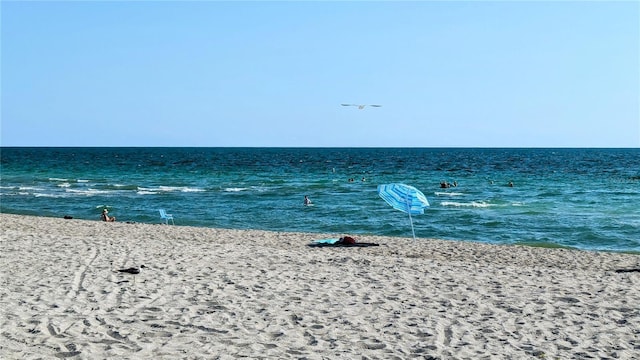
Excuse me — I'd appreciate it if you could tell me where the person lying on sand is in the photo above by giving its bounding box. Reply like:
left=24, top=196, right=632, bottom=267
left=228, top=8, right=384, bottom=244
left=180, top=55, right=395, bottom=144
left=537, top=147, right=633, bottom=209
left=337, top=236, right=356, bottom=244
left=308, top=236, right=379, bottom=247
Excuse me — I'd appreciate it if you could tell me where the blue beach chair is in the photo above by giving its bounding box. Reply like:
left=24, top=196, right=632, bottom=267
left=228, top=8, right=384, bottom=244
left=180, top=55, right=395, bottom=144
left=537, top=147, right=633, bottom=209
left=159, top=209, right=174, bottom=225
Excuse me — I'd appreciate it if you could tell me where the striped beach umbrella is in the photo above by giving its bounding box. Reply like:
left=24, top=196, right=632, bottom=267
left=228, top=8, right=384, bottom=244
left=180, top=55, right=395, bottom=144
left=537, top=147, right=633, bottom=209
left=377, top=183, right=430, bottom=240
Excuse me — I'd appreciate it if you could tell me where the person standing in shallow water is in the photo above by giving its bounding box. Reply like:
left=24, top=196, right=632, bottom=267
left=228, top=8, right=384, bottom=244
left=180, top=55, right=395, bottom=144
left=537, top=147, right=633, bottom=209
left=101, top=209, right=116, bottom=222
left=303, top=195, right=312, bottom=206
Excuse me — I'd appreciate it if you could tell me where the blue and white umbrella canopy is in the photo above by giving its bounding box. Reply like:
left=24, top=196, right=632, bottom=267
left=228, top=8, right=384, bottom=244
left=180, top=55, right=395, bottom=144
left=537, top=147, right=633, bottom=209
left=378, top=183, right=430, bottom=240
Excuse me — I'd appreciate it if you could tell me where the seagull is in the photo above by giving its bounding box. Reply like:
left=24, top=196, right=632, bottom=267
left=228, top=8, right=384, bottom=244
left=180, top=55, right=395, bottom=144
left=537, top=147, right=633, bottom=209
left=341, top=104, right=382, bottom=110
left=117, top=265, right=145, bottom=284
left=118, top=265, right=145, bottom=274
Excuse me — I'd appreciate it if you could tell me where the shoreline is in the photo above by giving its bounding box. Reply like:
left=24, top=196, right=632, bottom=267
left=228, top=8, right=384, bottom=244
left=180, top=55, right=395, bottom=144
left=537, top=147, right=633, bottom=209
left=2, top=211, right=637, bottom=255
left=1, top=213, right=638, bottom=358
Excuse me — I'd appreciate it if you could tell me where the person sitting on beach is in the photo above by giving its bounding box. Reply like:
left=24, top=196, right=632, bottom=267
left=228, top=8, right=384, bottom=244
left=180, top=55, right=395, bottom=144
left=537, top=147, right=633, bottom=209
left=303, top=195, right=312, bottom=206
left=101, top=209, right=116, bottom=222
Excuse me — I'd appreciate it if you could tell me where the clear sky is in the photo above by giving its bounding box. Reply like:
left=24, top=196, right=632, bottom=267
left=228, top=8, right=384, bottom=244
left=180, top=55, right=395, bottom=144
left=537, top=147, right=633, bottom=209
left=2, top=1, right=639, bottom=147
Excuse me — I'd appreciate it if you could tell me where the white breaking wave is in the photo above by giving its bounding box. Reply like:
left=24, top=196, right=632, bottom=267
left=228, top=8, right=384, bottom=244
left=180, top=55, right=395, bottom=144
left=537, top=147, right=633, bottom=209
left=440, top=201, right=493, bottom=208
left=157, top=186, right=205, bottom=192
left=34, top=193, right=69, bottom=198
left=18, top=186, right=45, bottom=191
left=224, top=187, right=248, bottom=192
left=136, top=186, right=205, bottom=193
left=65, top=188, right=110, bottom=196
left=181, top=187, right=205, bottom=192
left=434, top=192, right=465, bottom=197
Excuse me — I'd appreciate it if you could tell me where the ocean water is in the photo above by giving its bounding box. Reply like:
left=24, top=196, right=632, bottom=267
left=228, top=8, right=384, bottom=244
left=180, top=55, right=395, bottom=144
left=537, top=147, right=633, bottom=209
left=1, top=147, right=638, bottom=253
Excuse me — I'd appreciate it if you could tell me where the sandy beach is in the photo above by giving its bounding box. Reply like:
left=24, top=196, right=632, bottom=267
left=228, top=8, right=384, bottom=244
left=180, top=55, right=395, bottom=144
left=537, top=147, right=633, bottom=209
left=1, top=214, right=638, bottom=359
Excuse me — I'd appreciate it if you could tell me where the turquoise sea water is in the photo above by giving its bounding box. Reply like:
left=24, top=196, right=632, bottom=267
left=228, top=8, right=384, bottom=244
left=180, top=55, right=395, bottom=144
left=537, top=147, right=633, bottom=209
left=1, top=147, right=638, bottom=253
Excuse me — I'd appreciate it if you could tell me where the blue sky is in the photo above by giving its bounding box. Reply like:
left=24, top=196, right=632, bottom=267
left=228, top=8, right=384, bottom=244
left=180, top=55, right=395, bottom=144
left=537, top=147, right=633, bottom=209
left=2, top=1, right=638, bottom=147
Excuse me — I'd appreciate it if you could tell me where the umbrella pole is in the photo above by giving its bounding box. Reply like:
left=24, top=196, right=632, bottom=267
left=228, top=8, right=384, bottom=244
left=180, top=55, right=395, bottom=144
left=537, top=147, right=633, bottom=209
left=408, top=212, right=416, bottom=241
left=405, top=196, right=416, bottom=241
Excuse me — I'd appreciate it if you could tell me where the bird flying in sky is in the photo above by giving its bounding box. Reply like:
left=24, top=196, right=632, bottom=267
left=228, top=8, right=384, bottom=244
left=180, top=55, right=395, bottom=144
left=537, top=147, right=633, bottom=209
left=341, top=104, right=382, bottom=110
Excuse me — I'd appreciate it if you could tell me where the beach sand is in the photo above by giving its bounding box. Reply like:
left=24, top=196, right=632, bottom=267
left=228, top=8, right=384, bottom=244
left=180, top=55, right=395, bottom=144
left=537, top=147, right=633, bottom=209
left=1, top=214, right=638, bottom=359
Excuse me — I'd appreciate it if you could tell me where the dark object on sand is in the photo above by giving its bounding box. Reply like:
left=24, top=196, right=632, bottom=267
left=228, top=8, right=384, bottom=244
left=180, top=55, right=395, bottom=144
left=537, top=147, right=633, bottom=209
left=117, top=265, right=146, bottom=284
left=63, top=215, right=73, bottom=219
left=308, top=237, right=379, bottom=248
left=341, top=236, right=356, bottom=244
left=614, top=268, right=640, bottom=273
left=118, top=265, right=145, bottom=274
